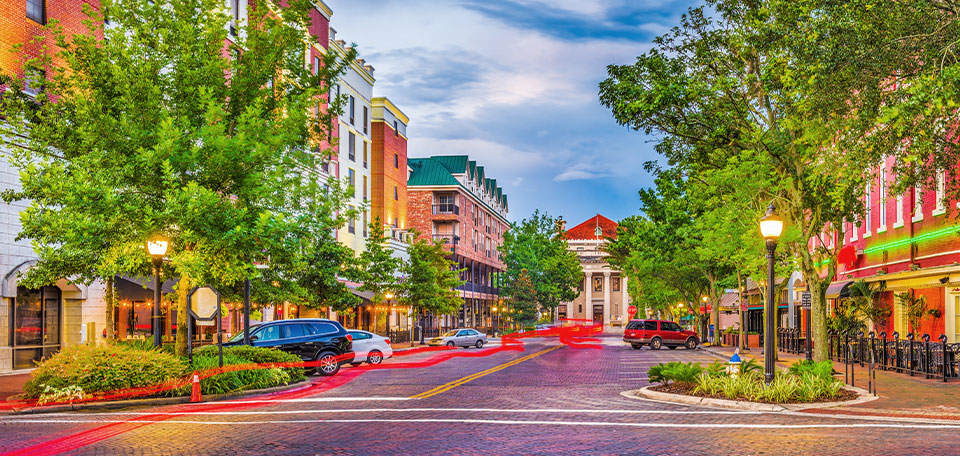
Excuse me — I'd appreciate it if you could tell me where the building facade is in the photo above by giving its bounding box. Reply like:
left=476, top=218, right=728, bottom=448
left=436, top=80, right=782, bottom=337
left=824, top=160, right=960, bottom=342
left=560, top=215, right=631, bottom=328
left=330, top=33, right=375, bottom=255
left=406, top=156, right=508, bottom=332
left=370, top=97, right=409, bottom=233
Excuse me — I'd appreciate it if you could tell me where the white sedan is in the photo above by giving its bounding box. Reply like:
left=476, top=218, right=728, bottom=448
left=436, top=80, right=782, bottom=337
left=347, top=330, right=393, bottom=365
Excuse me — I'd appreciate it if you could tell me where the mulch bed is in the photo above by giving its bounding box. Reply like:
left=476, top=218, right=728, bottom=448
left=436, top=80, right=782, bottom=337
left=649, top=383, right=859, bottom=404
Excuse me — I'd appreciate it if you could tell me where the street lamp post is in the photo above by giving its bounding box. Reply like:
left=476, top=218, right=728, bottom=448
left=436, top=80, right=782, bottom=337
left=759, top=203, right=784, bottom=385
left=491, top=306, right=498, bottom=336
left=146, top=236, right=169, bottom=348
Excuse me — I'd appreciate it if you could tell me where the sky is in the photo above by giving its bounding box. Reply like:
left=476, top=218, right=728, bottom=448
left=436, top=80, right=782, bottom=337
left=326, top=0, right=698, bottom=225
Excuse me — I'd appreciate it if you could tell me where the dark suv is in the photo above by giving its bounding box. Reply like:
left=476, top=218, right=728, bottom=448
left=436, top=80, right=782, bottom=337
left=623, top=319, right=699, bottom=350
left=225, top=318, right=353, bottom=376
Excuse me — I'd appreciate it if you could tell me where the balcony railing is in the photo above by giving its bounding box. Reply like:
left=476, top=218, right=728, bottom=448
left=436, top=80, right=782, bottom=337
left=432, top=204, right=459, bottom=215
left=432, top=234, right=459, bottom=244
left=457, top=283, right=500, bottom=294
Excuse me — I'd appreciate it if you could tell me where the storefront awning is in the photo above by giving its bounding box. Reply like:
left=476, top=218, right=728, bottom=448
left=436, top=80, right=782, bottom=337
left=824, top=280, right=853, bottom=299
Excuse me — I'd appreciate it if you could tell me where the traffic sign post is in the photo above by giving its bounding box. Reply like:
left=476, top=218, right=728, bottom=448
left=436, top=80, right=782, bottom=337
left=188, top=286, right=222, bottom=367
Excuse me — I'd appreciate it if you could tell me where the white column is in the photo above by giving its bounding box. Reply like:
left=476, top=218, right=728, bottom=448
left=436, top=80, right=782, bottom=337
left=585, top=271, right=593, bottom=322
left=603, top=272, right=611, bottom=327
left=622, top=275, right=629, bottom=317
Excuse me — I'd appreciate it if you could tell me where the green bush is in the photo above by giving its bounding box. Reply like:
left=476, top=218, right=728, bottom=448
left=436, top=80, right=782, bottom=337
left=692, top=367, right=845, bottom=403
left=193, top=345, right=306, bottom=383
left=740, top=358, right=762, bottom=374
left=176, top=354, right=292, bottom=396
left=787, top=360, right=834, bottom=379
left=648, top=362, right=703, bottom=386
left=24, top=344, right=188, bottom=399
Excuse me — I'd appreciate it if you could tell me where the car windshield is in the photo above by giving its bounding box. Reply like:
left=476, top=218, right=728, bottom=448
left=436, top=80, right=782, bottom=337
left=227, top=327, right=259, bottom=343
left=442, top=330, right=458, bottom=337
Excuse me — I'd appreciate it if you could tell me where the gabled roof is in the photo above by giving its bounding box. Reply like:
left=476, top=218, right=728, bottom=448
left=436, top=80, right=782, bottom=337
left=475, top=166, right=485, bottom=186
left=564, top=214, right=618, bottom=240
left=407, top=158, right=461, bottom=186
left=468, top=161, right=476, bottom=180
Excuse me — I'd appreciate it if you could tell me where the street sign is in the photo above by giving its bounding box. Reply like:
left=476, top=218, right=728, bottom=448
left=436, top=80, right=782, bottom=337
left=628, top=305, right=637, bottom=315
left=189, top=286, right=221, bottom=320
left=801, top=292, right=811, bottom=309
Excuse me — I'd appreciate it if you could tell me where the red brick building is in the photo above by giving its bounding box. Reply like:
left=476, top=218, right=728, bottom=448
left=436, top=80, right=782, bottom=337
left=370, top=97, right=409, bottom=231
left=826, top=159, right=960, bottom=342
left=407, top=156, right=509, bottom=332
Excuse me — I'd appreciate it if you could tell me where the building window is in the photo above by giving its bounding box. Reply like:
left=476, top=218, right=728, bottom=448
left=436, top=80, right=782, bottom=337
left=349, top=96, right=355, bottom=125
left=11, top=286, right=61, bottom=369
left=228, top=0, right=240, bottom=36
left=394, top=153, right=399, bottom=169
left=394, top=120, right=399, bottom=137
left=362, top=211, right=368, bottom=237
left=363, top=142, right=368, bottom=169
left=935, top=170, right=946, bottom=215
left=878, top=168, right=887, bottom=231
left=593, top=276, right=603, bottom=293
left=348, top=206, right=356, bottom=234
left=613, top=277, right=621, bottom=292
left=362, top=175, right=367, bottom=201
left=896, top=193, right=904, bottom=227
left=363, top=106, right=368, bottom=134
left=348, top=168, right=355, bottom=193
left=394, top=186, right=398, bottom=201
left=314, top=56, right=321, bottom=75
left=850, top=219, right=858, bottom=242
left=913, top=183, right=924, bottom=221
left=864, top=183, right=871, bottom=236
left=23, top=69, right=45, bottom=96
left=26, top=0, right=45, bottom=24
left=348, top=132, right=355, bottom=161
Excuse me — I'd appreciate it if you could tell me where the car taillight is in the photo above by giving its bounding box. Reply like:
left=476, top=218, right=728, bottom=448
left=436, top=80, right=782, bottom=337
left=346, top=334, right=353, bottom=341
left=384, top=338, right=391, bottom=345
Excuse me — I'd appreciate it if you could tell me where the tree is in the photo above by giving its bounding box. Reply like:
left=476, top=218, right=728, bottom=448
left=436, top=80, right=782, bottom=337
left=499, top=211, right=582, bottom=323
left=400, top=234, right=463, bottom=342
left=599, top=1, right=875, bottom=360
left=510, top=269, right=538, bottom=326
left=354, top=218, right=402, bottom=330
left=0, top=0, right=356, bottom=356
left=849, top=280, right=890, bottom=333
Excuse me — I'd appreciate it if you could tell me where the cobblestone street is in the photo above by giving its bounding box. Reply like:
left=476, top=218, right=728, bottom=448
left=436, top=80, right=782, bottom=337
left=0, top=334, right=957, bottom=455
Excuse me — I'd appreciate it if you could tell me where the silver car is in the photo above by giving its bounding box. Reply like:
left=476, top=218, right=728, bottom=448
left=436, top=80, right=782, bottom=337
left=427, top=328, right=487, bottom=348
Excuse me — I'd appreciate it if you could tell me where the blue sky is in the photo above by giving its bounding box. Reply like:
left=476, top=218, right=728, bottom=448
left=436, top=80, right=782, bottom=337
left=327, top=0, right=698, bottom=225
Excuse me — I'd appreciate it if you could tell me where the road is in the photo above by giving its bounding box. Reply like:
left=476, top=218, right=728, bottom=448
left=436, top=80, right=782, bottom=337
left=0, top=333, right=957, bottom=455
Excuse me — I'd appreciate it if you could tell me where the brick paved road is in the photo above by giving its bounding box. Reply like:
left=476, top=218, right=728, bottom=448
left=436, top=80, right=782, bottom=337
left=0, top=334, right=957, bottom=455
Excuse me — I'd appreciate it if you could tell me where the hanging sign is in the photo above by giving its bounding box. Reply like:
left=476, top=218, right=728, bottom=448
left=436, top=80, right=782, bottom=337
left=801, top=292, right=812, bottom=309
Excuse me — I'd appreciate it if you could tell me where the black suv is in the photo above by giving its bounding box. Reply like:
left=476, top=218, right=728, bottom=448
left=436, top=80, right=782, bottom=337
left=225, top=318, right=353, bottom=376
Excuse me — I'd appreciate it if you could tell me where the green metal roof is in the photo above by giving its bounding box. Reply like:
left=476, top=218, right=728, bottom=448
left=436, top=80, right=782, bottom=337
left=468, top=161, right=476, bottom=179
left=407, top=157, right=461, bottom=186
left=431, top=155, right=469, bottom=174
left=476, top=166, right=485, bottom=185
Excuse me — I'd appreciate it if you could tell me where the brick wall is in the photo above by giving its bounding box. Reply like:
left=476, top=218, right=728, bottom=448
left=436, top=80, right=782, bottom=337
left=371, top=121, right=407, bottom=228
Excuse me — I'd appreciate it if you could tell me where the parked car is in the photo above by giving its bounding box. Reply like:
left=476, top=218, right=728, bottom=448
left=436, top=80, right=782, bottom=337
left=622, top=319, right=699, bottom=350
left=224, top=318, right=353, bottom=376
left=427, top=328, right=487, bottom=348
left=347, top=330, right=393, bottom=365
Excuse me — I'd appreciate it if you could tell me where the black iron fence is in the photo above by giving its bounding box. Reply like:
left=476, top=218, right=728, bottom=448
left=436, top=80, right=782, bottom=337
left=804, top=330, right=960, bottom=382
left=777, top=328, right=806, bottom=355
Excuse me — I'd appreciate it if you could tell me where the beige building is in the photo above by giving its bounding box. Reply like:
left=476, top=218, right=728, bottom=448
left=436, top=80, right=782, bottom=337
left=559, top=215, right=630, bottom=327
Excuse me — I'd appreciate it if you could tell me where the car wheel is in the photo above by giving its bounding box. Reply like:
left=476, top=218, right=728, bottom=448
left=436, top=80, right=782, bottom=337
left=649, top=338, right=662, bottom=350
left=446, top=341, right=456, bottom=348
left=316, top=352, right=341, bottom=376
left=630, top=343, right=642, bottom=350
left=686, top=338, right=698, bottom=350
left=475, top=340, right=484, bottom=349
left=367, top=350, right=383, bottom=365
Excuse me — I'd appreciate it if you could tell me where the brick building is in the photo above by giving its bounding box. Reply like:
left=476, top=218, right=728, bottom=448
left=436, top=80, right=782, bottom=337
left=822, top=160, right=960, bottom=342
left=560, top=215, right=631, bottom=328
left=407, top=156, right=509, bottom=332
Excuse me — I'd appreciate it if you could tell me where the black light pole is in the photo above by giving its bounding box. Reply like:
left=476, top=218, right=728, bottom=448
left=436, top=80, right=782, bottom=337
left=805, top=298, right=813, bottom=361
left=759, top=203, right=784, bottom=385
left=243, top=278, right=251, bottom=345
left=146, top=236, right=169, bottom=348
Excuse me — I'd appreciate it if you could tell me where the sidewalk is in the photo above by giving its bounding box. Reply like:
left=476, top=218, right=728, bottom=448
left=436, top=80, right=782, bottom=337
left=0, top=372, right=31, bottom=402
left=702, top=345, right=960, bottom=420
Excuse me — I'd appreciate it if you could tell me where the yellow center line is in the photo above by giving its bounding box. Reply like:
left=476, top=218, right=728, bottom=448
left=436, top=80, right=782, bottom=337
left=411, top=345, right=563, bottom=399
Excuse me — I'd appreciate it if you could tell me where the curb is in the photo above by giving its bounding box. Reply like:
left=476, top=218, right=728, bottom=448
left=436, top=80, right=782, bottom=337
left=623, top=385, right=878, bottom=412
left=8, top=379, right=312, bottom=415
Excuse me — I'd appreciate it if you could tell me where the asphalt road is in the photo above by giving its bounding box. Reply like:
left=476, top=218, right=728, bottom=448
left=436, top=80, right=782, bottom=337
left=1, top=334, right=957, bottom=455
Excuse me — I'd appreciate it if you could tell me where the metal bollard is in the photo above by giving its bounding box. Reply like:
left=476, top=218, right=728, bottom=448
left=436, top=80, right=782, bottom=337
left=879, top=331, right=887, bottom=370
left=907, top=333, right=915, bottom=376
left=940, top=334, right=950, bottom=383
left=923, top=334, right=931, bottom=379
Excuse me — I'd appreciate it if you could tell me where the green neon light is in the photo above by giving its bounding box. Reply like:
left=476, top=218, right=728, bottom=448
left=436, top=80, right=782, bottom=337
left=813, top=259, right=832, bottom=267
left=862, top=224, right=960, bottom=254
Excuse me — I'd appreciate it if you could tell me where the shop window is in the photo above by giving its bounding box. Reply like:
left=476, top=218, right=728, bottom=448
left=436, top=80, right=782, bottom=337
left=10, top=286, right=61, bottom=369
left=612, top=277, right=621, bottom=292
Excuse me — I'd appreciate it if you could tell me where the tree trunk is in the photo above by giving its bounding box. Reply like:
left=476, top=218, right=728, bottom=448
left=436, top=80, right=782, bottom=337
left=737, top=272, right=745, bottom=350
left=104, top=276, right=115, bottom=344
left=175, top=272, right=192, bottom=357
left=710, top=278, right=721, bottom=347
left=808, top=276, right=829, bottom=361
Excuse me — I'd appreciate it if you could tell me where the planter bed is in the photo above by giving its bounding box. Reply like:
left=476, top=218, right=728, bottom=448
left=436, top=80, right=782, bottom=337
left=649, top=383, right=858, bottom=404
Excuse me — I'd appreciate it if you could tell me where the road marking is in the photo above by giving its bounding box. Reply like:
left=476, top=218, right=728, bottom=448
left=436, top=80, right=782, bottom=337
left=13, top=408, right=758, bottom=418
left=184, top=397, right=412, bottom=405
left=410, top=345, right=563, bottom=399
left=6, top=418, right=960, bottom=429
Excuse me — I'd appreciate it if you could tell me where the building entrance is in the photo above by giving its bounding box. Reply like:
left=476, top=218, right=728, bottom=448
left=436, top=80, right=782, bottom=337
left=592, top=305, right=603, bottom=325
